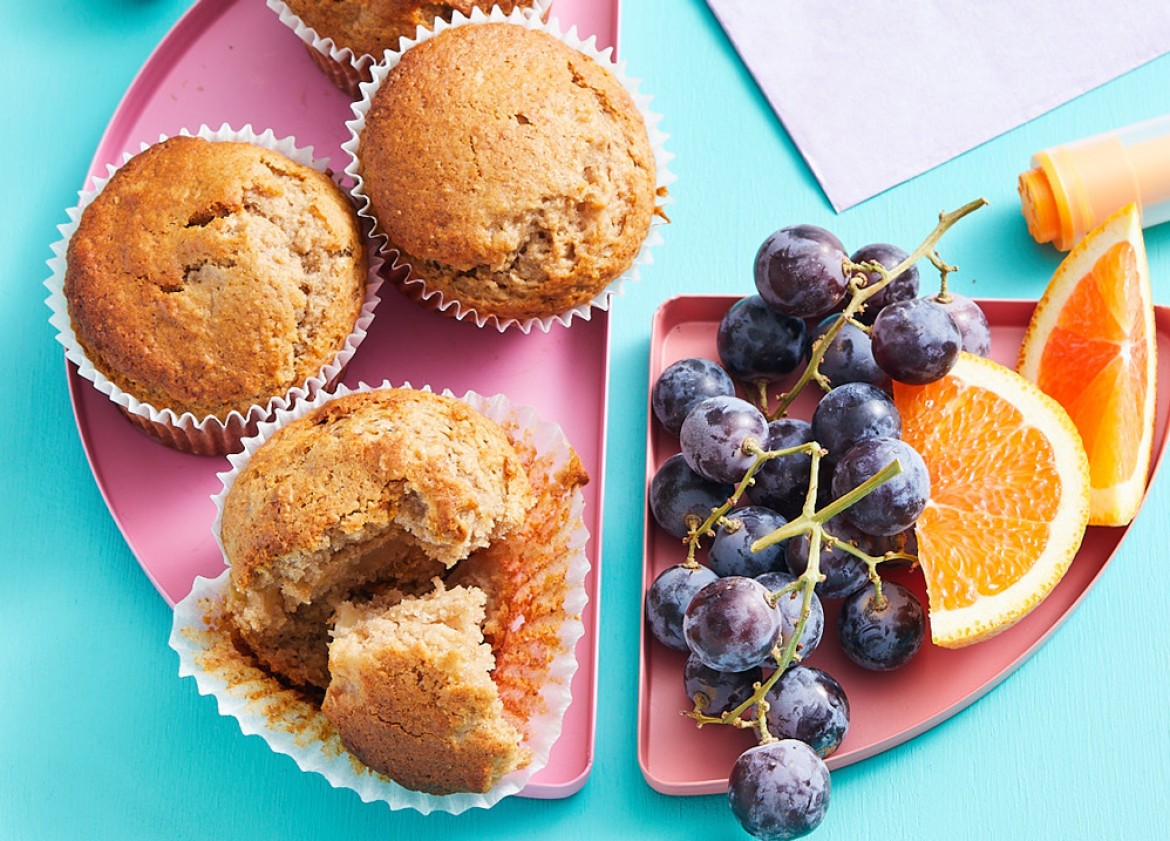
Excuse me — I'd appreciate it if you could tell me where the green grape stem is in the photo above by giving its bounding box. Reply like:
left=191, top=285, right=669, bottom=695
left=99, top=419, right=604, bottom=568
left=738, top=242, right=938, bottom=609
left=680, top=440, right=822, bottom=569
left=749, top=458, right=904, bottom=553
left=750, top=380, right=770, bottom=414
left=770, top=197, right=987, bottom=418
left=686, top=455, right=908, bottom=736
left=830, top=537, right=917, bottom=608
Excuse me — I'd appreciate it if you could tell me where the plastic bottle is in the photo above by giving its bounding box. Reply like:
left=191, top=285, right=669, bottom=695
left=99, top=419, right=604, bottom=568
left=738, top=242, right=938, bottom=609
left=1018, top=115, right=1170, bottom=250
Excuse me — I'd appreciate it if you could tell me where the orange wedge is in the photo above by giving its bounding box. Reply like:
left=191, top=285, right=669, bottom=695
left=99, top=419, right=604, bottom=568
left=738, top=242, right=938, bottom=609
left=1018, top=203, right=1157, bottom=526
left=893, top=354, right=1090, bottom=648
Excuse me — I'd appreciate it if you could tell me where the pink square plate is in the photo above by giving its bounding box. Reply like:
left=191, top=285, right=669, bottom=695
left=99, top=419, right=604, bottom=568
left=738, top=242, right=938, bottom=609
left=63, top=0, right=623, bottom=800
left=638, top=295, right=1170, bottom=795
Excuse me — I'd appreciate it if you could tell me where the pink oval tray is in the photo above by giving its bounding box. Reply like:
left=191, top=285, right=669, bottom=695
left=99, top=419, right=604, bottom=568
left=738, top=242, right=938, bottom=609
left=638, top=295, right=1170, bottom=795
left=65, top=0, right=621, bottom=800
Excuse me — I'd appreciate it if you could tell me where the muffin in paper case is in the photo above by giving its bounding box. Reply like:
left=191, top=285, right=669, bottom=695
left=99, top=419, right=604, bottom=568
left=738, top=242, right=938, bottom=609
left=265, top=0, right=553, bottom=97
left=170, top=381, right=590, bottom=813
left=344, top=6, right=675, bottom=333
left=44, top=124, right=384, bottom=456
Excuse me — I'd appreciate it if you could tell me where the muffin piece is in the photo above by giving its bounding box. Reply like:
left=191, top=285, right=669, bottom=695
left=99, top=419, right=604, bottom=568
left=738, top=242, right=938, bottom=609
left=323, top=583, right=530, bottom=794
left=63, top=135, right=367, bottom=450
left=222, top=388, right=534, bottom=689
left=357, top=22, right=657, bottom=323
left=271, top=0, right=543, bottom=96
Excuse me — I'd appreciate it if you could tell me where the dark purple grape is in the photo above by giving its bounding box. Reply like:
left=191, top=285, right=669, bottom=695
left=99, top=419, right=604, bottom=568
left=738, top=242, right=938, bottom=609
left=832, top=437, right=930, bottom=537
left=809, top=316, right=888, bottom=389
left=652, top=357, right=736, bottom=435
left=811, top=454, right=837, bottom=511
left=684, top=576, right=784, bottom=672
left=810, top=382, right=901, bottom=460
left=728, top=740, right=831, bottom=840
left=751, top=419, right=814, bottom=521
left=757, top=571, right=824, bottom=658
left=645, top=563, right=720, bottom=652
left=763, top=666, right=850, bottom=758
left=649, top=453, right=735, bottom=539
left=785, top=516, right=887, bottom=599
left=754, top=225, right=849, bottom=319
left=838, top=580, right=925, bottom=671
left=717, top=295, right=808, bottom=382
left=928, top=292, right=992, bottom=357
left=680, top=395, right=769, bottom=485
left=849, top=243, right=919, bottom=325
left=709, top=506, right=790, bottom=578
left=870, top=298, right=961, bottom=385
left=683, top=654, right=762, bottom=716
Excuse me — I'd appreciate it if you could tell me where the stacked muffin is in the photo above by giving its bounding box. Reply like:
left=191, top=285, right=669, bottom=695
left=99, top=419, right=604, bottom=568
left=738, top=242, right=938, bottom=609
left=221, top=388, right=534, bottom=693
left=201, top=385, right=590, bottom=798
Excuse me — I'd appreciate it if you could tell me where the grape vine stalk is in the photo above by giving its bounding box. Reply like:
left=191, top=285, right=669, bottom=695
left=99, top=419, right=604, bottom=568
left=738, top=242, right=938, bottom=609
left=771, top=198, right=987, bottom=418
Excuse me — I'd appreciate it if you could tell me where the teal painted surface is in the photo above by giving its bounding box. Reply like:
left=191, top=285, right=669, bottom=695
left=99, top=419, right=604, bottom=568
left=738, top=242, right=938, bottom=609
left=2, top=1, right=1168, bottom=838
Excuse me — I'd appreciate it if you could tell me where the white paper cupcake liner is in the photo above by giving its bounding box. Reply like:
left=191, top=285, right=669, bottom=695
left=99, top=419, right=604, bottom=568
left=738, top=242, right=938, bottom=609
left=171, top=381, right=590, bottom=814
left=265, top=0, right=554, bottom=97
left=44, top=123, right=384, bottom=456
left=343, top=6, right=675, bottom=333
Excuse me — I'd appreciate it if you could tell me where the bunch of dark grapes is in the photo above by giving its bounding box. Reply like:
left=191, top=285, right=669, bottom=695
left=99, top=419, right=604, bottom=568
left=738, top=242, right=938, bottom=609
left=645, top=202, right=987, bottom=839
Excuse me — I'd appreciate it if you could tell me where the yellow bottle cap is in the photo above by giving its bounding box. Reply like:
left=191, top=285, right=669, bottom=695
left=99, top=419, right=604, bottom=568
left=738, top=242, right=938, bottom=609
left=1018, top=166, right=1061, bottom=246
left=1019, top=136, right=1143, bottom=251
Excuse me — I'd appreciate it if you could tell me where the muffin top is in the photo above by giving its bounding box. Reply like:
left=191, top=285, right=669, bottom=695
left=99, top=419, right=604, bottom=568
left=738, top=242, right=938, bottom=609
left=64, top=136, right=367, bottom=420
left=223, top=388, right=534, bottom=604
left=358, top=22, right=658, bottom=321
left=284, top=0, right=537, bottom=59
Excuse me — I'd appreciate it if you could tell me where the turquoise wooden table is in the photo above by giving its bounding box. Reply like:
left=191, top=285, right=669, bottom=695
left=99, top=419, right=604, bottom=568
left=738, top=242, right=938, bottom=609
left=3, top=2, right=1169, bottom=838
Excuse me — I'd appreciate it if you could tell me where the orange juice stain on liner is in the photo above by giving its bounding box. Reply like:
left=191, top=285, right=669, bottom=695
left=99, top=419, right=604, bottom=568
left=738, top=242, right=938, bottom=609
left=1019, top=114, right=1170, bottom=250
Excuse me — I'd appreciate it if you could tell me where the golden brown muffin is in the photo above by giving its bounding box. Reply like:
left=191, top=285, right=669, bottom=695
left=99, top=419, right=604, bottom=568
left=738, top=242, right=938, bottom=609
left=283, top=0, right=538, bottom=59
left=221, top=388, right=534, bottom=689
left=323, top=583, right=530, bottom=794
left=64, top=136, right=367, bottom=425
left=357, top=22, right=657, bottom=322
left=186, top=387, right=589, bottom=797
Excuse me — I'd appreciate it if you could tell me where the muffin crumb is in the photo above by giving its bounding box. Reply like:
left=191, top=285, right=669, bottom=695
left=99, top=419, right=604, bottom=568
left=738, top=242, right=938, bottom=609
left=323, top=582, right=530, bottom=794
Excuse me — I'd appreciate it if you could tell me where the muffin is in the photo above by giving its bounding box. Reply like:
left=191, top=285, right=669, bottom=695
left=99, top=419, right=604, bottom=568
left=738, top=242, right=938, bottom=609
left=267, top=0, right=547, bottom=96
left=173, top=382, right=591, bottom=811
left=350, top=17, right=661, bottom=330
left=54, top=129, right=374, bottom=455
left=323, top=583, right=530, bottom=794
left=222, top=387, right=534, bottom=690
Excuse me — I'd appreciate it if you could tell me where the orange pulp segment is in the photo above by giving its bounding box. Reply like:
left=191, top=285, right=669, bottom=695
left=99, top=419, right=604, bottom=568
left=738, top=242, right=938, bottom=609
left=894, top=354, right=1090, bottom=648
left=1018, top=203, right=1157, bottom=526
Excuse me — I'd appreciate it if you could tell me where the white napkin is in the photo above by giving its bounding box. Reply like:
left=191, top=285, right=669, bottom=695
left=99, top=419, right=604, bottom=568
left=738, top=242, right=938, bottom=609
left=707, top=0, right=1170, bottom=210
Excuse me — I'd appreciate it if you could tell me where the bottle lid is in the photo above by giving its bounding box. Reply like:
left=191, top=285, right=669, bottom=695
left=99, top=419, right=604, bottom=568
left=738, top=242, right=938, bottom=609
left=1018, top=166, right=1061, bottom=246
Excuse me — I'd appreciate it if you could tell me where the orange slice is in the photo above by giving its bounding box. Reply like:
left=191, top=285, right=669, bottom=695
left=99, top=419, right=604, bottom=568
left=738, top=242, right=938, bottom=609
left=1018, top=203, right=1157, bottom=526
left=893, top=354, right=1090, bottom=648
